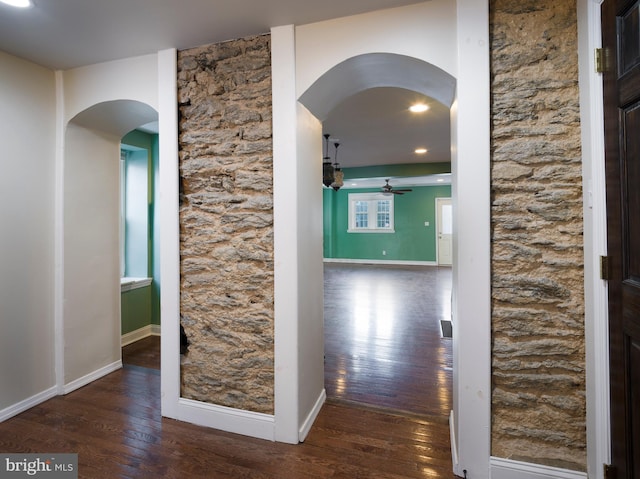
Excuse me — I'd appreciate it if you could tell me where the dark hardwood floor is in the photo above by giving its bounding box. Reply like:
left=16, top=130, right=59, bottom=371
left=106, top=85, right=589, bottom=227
left=0, top=265, right=457, bottom=478
left=122, top=335, right=160, bottom=370
left=324, top=263, right=453, bottom=418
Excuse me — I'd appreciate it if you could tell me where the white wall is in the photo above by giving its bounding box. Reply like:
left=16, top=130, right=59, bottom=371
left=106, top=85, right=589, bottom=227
left=63, top=54, right=159, bottom=123
left=63, top=123, right=122, bottom=384
left=59, top=55, right=159, bottom=388
left=0, top=51, right=57, bottom=413
left=294, top=0, right=457, bottom=97
left=295, top=104, right=325, bottom=437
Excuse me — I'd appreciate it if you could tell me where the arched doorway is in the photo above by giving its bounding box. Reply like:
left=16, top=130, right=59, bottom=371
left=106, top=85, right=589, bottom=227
left=271, top=12, right=491, bottom=471
left=299, top=52, right=456, bottom=416
left=61, top=99, right=158, bottom=390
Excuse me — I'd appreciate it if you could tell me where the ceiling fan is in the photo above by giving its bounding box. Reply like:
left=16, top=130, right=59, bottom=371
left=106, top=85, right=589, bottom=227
left=381, top=179, right=412, bottom=195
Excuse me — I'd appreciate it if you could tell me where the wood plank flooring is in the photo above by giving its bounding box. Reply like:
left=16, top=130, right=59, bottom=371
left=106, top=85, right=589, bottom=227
left=324, top=263, right=453, bottom=418
left=0, top=265, right=457, bottom=478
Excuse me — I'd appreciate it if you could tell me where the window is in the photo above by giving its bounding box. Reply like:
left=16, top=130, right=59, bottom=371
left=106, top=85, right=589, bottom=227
left=120, top=145, right=149, bottom=279
left=348, top=193, right=394, bottom=233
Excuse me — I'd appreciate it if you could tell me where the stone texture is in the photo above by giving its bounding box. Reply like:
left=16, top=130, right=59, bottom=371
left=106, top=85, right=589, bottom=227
left=490, top=0, right=586, bottom=471
left=177, top=34, right=274, bottom=414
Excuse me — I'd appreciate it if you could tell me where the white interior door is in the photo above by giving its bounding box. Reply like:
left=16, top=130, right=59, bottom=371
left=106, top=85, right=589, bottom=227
left=436, top=198, right=452, bottom=266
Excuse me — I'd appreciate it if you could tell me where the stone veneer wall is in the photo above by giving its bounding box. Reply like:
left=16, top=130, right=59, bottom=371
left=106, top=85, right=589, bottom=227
left=490, top=0, right=586, bottom=471
left=177, top=34, right=274, bottom=414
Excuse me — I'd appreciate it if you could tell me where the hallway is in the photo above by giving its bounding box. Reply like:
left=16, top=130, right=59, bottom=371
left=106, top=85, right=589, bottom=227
left=324, top=263, right=453, bottom=417
left=0, top=265, right=457, bottom=478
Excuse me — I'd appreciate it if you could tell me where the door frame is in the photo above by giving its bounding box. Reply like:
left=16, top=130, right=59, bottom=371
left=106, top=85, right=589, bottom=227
left=435, top=197, right=452, bottom=266
left=578, top=0, right=610, bottom=477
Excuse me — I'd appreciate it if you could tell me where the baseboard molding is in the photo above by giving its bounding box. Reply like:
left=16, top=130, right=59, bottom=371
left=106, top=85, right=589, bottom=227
left=121, top=324, right=161, bottom=347
left=324, top=258, right=438, bottom=266
left=299, top=389, right=326, bottom=442
left=0, top=386, right=58, bottom=422
left=490, top=457, right=587, bottom=479
left=449, top=409, right=460, bottom=474
left=64, top=360, right=122, bottom=395
left=177, top=397, right=275, bottom=441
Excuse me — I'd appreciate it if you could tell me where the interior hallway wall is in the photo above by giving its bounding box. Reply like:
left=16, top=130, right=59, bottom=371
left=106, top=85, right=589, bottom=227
left=0, top=51, right=56, bottom=414
left=60, top=54, right=159, bottom=387
left=63, top=123, right=121, bottom=384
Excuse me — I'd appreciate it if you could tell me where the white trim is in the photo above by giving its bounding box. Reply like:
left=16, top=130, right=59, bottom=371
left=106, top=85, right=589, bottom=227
left=490, top=457, right=588, bottom=479
left=451, top=0, right=492, bottom=479
left=54, top=69, right=65, bottom=395
left=158, top=48, right=181, bottom=421
left=323, top=258, right=438, bottom=267
left=449, top=409, right=459, bottom=467
left=0, top=386, right=58, bottom=422
left=176, top=398, right=275, bottom=441
left=347, top=191, right=395, bottom=233
left=120, top=277, right=152, bottom=292
left=121, top=324, right=160, bottom=347
left=453, top=1, right=491, bottom=476
left=346, top=229, right=396, bottom=234
left=578, top=1, right=609, bottom=478
left=271, top=24, right=300, bottom=444
left=63, top=360, right=122, bottom=395
left=299, top=389, right=326, bottom=442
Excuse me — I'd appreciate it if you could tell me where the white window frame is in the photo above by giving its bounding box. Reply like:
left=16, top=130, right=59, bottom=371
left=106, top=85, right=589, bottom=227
left=347, top=192, right=395, bottom=233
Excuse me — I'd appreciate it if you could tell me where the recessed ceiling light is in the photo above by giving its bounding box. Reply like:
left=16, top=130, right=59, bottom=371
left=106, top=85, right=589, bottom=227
left=0, top=0, right=31, bottom=7
left=414, top=148, right=428, bottom=154
left=409, top=103, right=429, bottom=113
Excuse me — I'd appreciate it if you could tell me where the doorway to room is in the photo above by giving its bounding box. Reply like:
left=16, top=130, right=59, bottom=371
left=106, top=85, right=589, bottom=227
left=62, top=99, right=160, bottom=391
left=305, top=53, right=456, bottom=419
left=323, top=263, right=453, bottom=417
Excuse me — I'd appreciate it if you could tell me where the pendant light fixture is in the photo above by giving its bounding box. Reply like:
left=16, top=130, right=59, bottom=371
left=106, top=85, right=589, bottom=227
left=331, top=142, right=344, bottom=191
left=322, top=133, right=335, bottom=187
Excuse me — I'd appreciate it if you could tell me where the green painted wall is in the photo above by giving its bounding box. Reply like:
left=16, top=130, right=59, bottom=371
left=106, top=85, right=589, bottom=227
left=120, top=130, right=160, bottom=331
left=323, top=184, right=452, bottom=262
left=121, top=286, right=152, bottom=335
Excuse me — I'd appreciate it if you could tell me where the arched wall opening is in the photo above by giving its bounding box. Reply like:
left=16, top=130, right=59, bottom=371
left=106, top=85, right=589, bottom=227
left=299, top=47, right=457, bottom=422
left=298, top=49, right=456, bottom=413
left=62, top=99, right=158, bottom=390
left=272, top=3, right=491, bottom=471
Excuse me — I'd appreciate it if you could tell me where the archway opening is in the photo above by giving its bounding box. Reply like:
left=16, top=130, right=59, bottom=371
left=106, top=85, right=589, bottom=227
left=299, top=52, right=456, bottom=417
left=62, top=99, right=159, bottom=390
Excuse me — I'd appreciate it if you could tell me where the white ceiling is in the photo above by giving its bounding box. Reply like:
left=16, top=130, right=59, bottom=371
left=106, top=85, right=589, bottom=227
left=323, top=87, right=450, bottom=168
left=0, top=0, right=451, bottom=177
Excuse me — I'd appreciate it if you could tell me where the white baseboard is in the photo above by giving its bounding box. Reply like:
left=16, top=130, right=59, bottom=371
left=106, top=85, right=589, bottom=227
left=450, top=409, right=465, bottom=477
left=63, top=360, right=122, bottom=395
left=324, top=258, right=438, bottom=266
left=121, top=324, right=161, bottom=347
left=176, top=397, right=275, bottom=441
left=491, top=457, right=587, bottom=479
left=0, top=386, right=58, bottom=422
left=449, top=409, right=459, bottom=465
left=299, top=389, right=326, bottom=442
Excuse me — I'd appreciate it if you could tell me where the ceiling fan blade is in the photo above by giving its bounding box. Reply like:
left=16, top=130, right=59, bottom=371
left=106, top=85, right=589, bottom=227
left=381, top=179, right=411, bottom=194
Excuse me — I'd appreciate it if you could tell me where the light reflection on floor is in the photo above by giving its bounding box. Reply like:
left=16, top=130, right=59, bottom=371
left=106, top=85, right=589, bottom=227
left=324, top=264, right=453, bottom=417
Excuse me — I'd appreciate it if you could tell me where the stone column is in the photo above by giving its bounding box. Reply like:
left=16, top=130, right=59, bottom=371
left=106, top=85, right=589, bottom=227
left=177, top=34, right=275, bottom=414
left=490, top=0, right=586, bottom=471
